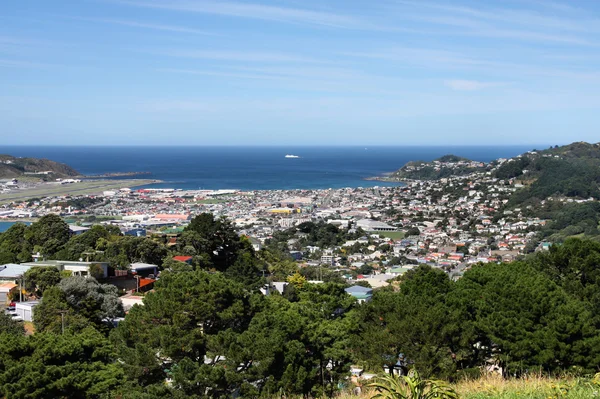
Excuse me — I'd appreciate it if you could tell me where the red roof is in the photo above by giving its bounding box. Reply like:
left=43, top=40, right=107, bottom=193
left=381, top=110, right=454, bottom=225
left=173, top=256, right=193, bottom=262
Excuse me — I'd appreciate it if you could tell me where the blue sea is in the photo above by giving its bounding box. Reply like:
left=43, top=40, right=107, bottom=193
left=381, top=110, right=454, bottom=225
left=1, top=146, right=536, bottom=191
left=0, top=222, right=31, bottom=233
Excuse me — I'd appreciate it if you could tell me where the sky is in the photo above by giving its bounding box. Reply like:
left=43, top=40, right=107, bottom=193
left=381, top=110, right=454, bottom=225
left=2, top=0, right=600, bottom=146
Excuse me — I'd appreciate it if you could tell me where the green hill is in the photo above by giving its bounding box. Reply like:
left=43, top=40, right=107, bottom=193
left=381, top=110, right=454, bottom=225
left=0, top=155, right=80, bottom=180
left=389, top=154, right=486, bottom=180
left=496, top=142, right=600, bottom=207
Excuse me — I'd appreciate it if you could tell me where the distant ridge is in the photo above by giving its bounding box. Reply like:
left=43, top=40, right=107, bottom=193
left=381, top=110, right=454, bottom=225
left=0, top=155, right=80, bottom=180
left=495, top=142, right=600, bottom=207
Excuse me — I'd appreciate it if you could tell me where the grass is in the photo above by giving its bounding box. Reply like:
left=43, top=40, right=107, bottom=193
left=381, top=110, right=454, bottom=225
left=338, top=374, right=600, bottom=399
left=23, top=321, right=35, bottom=335
left=455, top=374, right=599, bottom=399
left=376, top=231, right=406, bottom=240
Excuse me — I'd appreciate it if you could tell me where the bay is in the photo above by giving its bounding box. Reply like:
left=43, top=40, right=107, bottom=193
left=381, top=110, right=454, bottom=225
left=0, top=146, right=536, bottom=190
left=0, top=221, right=31, bottom=233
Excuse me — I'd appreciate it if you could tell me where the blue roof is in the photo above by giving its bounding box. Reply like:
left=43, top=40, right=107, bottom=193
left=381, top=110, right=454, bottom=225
left=0, top=264, right=32, bottom=278
left=345, top=285, right=373, bottom=294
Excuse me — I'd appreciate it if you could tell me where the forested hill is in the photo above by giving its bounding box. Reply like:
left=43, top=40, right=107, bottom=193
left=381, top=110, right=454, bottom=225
left=496, top=142, right=600, bottom=207
left=388, top=154, right=487, bottom=180
left=0, top=155, right=79, bottom=179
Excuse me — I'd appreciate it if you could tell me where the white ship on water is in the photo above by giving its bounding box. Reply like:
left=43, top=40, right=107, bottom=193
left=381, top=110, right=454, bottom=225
left=285, top=154, right=300, bottom=158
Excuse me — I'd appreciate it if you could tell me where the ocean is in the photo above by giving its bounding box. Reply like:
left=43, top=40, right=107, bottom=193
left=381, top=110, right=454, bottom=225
left=0, top=221, right=31, bottom=233
left=1, top=145, right=535, bottom=191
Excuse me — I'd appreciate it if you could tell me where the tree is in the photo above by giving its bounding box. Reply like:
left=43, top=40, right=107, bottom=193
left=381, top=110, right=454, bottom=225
left=111, top=270, right=257, bottom=397
left=454, top=259, right=600, bottom=375
left=0, top=222, right=30, bottom=263
left=104, top=236, right=168, bottom=269
left=287, top=272, right=306, bottom=290
left=234, top=285, right=356, bottom=397
left=24, top=214, right=71, bottom=257
left=89, top=263, right=105, bottom=280
left=0, top=327, right=124, bottom=398
left=0, top=312, right=25, bottom=336
left=58, top=276, right=124, bottom=327
left=353, top=266, right=461, bottom=379
left=33, top=286, right=91, bottom=334
left=183, top=213, right=241, bottom=271
left=24, top=267, right=61, bottom=297
left=224, top=250, right=265, bottom=290
left=405, top=227, right=420, bottom=236
left=267, top=259, right=299, bottom=281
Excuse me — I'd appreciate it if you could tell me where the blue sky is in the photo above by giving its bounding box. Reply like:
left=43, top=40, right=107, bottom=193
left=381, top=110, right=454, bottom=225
left=2, top=0, right=600, bottom=145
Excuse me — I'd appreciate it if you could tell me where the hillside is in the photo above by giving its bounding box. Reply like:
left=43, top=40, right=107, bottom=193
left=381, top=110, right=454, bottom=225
left=388, top=154, right=487, bottom=180
left=496, top=142, right=600, bottom=207
left=0, top=154, right=80, bottom=180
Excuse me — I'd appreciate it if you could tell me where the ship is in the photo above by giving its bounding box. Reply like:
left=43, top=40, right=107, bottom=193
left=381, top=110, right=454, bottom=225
left=285, top=154, right=300, bottom=158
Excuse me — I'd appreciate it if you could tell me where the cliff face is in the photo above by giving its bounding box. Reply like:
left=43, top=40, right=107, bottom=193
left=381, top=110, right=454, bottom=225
left=0, top=155, right=80, bottom=179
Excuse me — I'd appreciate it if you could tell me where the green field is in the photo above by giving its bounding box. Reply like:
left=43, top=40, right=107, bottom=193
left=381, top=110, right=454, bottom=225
left=375, top=231, right=405, bottom=240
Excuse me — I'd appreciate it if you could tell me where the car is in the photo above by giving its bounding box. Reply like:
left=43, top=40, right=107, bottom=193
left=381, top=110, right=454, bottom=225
left=11, top=315, right=23, bottom=322
left=6, top=306, right=15, bottom=312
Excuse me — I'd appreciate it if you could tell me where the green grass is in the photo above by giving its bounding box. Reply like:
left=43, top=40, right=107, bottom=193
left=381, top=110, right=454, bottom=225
left=342, top=374, right=600, bottom=399
left=455, top=374, right=600, bottom=399
left=376, top=231, right=405, bottom=240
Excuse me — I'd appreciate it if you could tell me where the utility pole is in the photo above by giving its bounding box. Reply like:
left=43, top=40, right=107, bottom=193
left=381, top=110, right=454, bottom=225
left=58, top=310, right=68, bottom=334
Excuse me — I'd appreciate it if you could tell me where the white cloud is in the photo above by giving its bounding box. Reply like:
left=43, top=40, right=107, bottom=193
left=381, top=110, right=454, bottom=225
left=151, top=49, right=325, bottom=63
left=444, top=79, right=502, bottom=91
left=118, top=0, right=360, bottom=28
left=70, top=17, right=216, bottom=35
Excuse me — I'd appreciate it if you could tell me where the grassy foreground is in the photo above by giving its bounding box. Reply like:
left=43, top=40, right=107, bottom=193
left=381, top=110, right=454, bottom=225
left=343, top=374, right=600, bottom=399
left=455, top=374, right=599, bottom=399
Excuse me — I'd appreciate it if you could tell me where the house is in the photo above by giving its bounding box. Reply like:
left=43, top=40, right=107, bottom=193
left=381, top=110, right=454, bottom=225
left=21, top=260, right=109, bottom=279
left=173, top=256, right=193, bottom=264
left=123, top=228, right=146, bottom=237
left=0, top=282, right=18, bottom=305
left=321, top=254, right=334, bottom=265
left=15, top=301, right=38, bottom=322
left=0, top=264, right=32, bottom=282
left=120, top=293, right=144, bottom=311
left=69, top=225, right=90, bottom=235
left=130, top=262, right=159, bottom=277
left=345, top=285, right=373, bottom=303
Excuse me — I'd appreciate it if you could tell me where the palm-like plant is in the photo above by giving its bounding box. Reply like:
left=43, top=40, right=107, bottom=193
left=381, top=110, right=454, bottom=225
left=368, top=370, right=459, bottom=399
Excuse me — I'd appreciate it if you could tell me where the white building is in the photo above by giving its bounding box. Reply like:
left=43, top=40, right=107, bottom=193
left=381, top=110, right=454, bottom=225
left=15, top=301, right=38, bottom=322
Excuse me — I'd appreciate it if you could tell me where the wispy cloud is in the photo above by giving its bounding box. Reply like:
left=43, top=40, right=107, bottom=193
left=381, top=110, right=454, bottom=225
left=0, top=59, right=56, bottom=68
left=156, top=67, right=286, bottom=81
left=66, top=16, right=216, bottom=35
left=394, top=0, right=600, bottom=45
left=117, top=0, right=368, bottom=29
left=444, top=79, right=504, bottom=91
left=150, top=49, right=326, bottom=63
